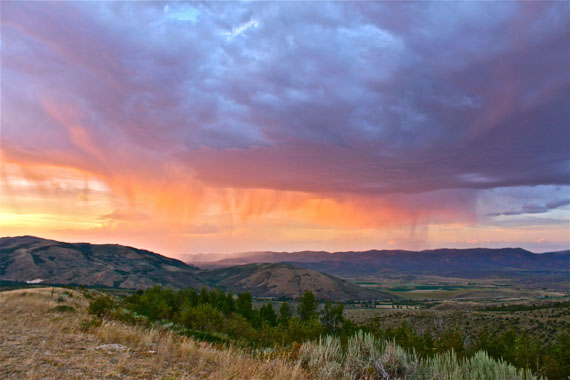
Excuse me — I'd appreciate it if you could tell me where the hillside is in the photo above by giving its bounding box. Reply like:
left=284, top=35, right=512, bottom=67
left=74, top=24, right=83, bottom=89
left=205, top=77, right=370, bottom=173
left=0, top=288, right=305, bottom=380
left=0, top=236, right=206, bottom=289
left=0, top=288, right=542, bottom=380
left=195, top=248, right=570, bottom=278
left=197, top=263, right=395, bottom=301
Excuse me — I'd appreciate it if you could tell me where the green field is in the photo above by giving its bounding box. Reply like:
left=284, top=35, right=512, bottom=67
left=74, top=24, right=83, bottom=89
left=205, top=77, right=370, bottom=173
left=353, top=275, right=567, bottom=301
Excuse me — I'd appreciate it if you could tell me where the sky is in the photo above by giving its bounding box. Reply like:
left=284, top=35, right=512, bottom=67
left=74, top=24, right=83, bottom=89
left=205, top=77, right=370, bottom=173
left=1, top=1, right=569, bottom=257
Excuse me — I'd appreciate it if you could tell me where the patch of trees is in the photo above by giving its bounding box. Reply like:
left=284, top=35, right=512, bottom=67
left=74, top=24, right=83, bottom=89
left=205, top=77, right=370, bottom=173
left=111, top=286, right=355, bottom=347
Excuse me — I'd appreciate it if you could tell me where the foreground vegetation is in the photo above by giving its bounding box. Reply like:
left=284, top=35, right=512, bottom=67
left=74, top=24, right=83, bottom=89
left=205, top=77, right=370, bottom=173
left=89, top=285, right=569, bottom=379
left=300, top=333, right=537, bottom=380
left=0, top=287, right=306, bottom=380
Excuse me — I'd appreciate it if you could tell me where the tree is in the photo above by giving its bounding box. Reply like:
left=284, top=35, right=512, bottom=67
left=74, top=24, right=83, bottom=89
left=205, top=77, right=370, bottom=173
left=543, top=333, right=570, bottom=380
left=222, top=292, right=236, bottom=316
left=179, top=303, right=223, bottom=332
left=437, top=328, right=466, bottom=357
left=279, top=302, right=292, bottom=325
left=514, top=331, right=539, bottom=371
left=236, top=292, right=253, bottom=321
left=298, top=290, right=318, bottom=321
left=199, top=287, right=210, bottom=305
left=320, top=301, right=344, bottom=334
left=134, top=286, right=172, bottom=320
left=260, top=303, right=277, bottom=326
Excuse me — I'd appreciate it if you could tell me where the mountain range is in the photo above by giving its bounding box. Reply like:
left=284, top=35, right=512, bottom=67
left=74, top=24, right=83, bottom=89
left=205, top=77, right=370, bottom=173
left=188, top=248, right=570, bottom=278
left=3, top=236, right=567, bottom=297
left=0, top=236, right=393, bottom=300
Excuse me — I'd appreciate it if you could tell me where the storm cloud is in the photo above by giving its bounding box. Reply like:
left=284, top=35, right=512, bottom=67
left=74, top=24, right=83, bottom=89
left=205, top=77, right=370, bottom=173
left=1, top=1, right=568, bottom=253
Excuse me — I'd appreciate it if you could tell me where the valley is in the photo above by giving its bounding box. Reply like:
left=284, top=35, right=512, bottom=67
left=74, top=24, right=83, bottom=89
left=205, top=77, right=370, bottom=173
left=2, top=236, right=569, bottom=379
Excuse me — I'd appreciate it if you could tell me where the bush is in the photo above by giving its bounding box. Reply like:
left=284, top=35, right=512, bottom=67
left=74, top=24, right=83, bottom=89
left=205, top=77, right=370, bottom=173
left=345, top=331, right=379, bottom=379
left=301, top=335, right=343, bottom=379
left=375, top=342, right=422, bottom=380
left=88, top=295, right=115, bottom=317
left=298, top=333, right=541, bottom=380
left=425, top=350, right=538, bottom=380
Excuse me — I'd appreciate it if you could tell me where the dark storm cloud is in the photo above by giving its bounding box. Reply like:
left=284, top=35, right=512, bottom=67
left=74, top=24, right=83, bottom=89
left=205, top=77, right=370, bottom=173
left=489, top=199, right=570, bottom=217
left=1, top=1, right=569, bottom=196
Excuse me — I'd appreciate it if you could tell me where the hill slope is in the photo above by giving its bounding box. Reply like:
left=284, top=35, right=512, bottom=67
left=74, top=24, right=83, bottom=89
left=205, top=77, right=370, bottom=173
left=197, top=263, right=395, bottom=301
left=0, top=288, right=305, bottom=380
left=0, top=236, right=206, bottom=289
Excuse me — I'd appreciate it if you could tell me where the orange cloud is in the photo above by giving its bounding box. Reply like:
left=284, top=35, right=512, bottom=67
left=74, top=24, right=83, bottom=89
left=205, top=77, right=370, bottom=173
left=1, top=96, right=565, bottom=256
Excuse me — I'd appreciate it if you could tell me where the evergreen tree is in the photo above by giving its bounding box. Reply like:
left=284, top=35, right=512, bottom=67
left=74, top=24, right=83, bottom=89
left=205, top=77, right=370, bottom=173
left=298, top=290, right=318, bottom=321
left=236, top=292, right=253, bottom=321
left=279, top=302, right=292, bottom=325
left=222, top=292, right=236, bottom=316
left=260, top=303, right=277, bottom=326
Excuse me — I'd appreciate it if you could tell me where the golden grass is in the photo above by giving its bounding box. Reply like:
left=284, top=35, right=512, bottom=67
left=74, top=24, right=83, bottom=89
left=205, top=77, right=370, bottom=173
left=0, top=287, right=307, bottom=380
left=94, top=320, right=306, bottom=380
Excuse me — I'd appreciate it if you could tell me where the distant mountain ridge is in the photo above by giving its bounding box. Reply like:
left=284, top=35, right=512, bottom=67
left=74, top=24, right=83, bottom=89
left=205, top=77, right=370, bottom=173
left=190, top=248, right=570, bottom=277
left=0, top=236, right=392, bottom=300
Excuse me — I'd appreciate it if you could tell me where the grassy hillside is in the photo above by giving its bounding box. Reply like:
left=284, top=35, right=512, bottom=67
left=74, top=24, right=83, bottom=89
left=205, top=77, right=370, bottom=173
left=0, top=236, right=206, bottom=289
left=198, top=263, right=396, bottom=301
left=0, top=287, right=305, bottom=379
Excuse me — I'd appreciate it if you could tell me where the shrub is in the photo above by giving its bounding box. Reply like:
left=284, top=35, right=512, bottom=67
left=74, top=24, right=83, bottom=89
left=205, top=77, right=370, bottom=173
left=374, top=342, right=423, bottom=380
left=298, top=333, right=541, bottom=380
left=344, top=331, right=380, bottom=379
left=299, top=336, right=343, bottom=380
left=425, top=350, right=539, bottom=380
left=88, top=295, right=115, bottom=317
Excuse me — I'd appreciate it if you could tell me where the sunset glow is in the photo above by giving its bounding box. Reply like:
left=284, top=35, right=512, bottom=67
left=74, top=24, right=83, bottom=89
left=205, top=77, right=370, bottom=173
left=1, top=1, right=568, bottom=256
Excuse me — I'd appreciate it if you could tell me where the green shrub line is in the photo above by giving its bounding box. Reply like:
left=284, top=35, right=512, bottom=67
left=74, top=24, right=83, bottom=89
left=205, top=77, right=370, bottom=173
left=88, top=286, right=570, bottom=379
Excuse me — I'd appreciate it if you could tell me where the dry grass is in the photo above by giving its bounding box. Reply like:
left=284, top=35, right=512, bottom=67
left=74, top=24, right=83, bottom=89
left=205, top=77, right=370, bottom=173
left=94, top=320, right=305, bottom=380
left=0, top=288, right=307, bottom=380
